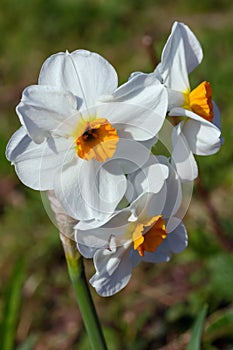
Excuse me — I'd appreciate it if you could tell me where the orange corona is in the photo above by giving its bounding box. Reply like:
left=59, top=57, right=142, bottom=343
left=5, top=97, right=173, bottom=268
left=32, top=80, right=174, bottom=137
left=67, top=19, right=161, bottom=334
left=133, top=215, right=167, bottom=257
left=185, top=81, right=214, bottom=122
left=75, top=118, right=119, bottom=162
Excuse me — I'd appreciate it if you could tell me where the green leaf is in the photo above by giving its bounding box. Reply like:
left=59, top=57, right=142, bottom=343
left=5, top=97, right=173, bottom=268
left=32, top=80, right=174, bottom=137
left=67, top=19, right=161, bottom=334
left=204, top=308, right=233, bottom=342
left=0, top=258, right=25, bottom=350
left=186, top=305, right=208, bottom=350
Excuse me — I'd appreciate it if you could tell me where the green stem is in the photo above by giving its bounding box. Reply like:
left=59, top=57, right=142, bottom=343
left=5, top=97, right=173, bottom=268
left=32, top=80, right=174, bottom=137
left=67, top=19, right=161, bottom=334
left=61, top=234, right=108, bottom=350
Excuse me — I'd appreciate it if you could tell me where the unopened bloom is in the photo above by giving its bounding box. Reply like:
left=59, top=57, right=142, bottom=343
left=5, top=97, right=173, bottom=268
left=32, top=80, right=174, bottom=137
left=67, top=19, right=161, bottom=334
left=6, top=50, right=168, bottom=221
left=75, top=156, right=187, bottom=296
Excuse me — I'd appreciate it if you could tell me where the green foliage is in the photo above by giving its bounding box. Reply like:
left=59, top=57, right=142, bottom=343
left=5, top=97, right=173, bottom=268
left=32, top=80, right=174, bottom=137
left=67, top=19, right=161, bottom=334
left=0, top=258, right=25, bottom=350
left=205, top=307, right=233, bottom=343
left=186, top=305, right=208, bottom=350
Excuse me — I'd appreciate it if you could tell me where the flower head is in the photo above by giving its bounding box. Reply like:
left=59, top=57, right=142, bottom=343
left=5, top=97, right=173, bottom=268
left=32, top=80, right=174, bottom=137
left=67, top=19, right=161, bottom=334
left=75, top=156, right=188, bottom=296
left=6, top=50, right=168, bottom=221
left=154, top=22, right=222, bottom=175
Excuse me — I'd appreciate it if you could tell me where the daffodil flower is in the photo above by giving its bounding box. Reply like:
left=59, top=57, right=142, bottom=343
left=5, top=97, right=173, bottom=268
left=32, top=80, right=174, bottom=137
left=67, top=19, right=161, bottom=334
left=154, top=21, right=222, bottom=179
left=75, top=156, right=187, bottom=296
left=6, top=50, right=168, bottom=221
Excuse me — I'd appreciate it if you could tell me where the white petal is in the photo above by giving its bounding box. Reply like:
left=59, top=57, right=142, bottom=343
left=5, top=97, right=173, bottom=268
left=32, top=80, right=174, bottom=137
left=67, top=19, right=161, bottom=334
left=97, top=78, right=167, bottom=140
left=7, top=129, right=74, bottom=190
left=128, top=71, right=144, bottom=80
left=171, top=22, right=203, bottom=73
left=140, top=136, right=158, bottom=150
left=169, top=106, right=222, bottom=154
left=166, top=220, right=188, bottom=253
left=141, top=240, right=172, bottom=263
left=169, top=106, right=217, bottom=126
left=182, top=119, right=221, bottom=155
left=90, top=242, right=132, bottom=297
left=172, top=122, right=198, bottom=181
left=104, top=72, right=168, bottom=118
left=16, top=85, right=79, bottom=143
left=103, top=138, right=150, bottom=175
left=169, top=105, right=222, bottom=154
left=150, top=156, right=193, bottom=222
left=6, top=126, right=28, bottom=162
left=158, top=22, right=203, bottom=91
left=212, top=102, right=224, bottom=146
left=54, top=157, right=127, bottom=221
left=39, top=50, right=118, bottom=110
left=75, top=218, right=111, bottom=231
left=167, top=89, right=185, bottom=110
left=76, top=243, right=97, bottom=259
left=128, top=155, right=169, bottom=199
left=131, top=190, right=167, bottom=219
left=157, top=157, right=183, bottom=218
left=75, top=209, right=131, bottom=250
left=212, top=101, right=222, bottom=130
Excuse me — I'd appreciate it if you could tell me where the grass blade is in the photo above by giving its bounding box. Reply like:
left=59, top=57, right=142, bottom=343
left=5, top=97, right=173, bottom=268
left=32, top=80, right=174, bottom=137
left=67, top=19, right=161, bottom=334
left=0, top=258, right=25, bottom=350
left=186, top=305, right=208, bottom=350
left=204, top=307, right=233, bottom=342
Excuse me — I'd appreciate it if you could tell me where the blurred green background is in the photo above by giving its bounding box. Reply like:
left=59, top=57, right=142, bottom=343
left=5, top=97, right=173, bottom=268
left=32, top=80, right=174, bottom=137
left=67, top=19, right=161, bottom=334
left=0, top=0, right=233, bottom=349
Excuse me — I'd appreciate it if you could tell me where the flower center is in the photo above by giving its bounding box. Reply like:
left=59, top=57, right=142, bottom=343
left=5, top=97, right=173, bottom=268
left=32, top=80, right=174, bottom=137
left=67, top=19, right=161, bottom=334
left=75, top=118, right=119, bottom=162
left=184, top=81, right=213, bottom=122
left=132, top=215, right=167, bottom=257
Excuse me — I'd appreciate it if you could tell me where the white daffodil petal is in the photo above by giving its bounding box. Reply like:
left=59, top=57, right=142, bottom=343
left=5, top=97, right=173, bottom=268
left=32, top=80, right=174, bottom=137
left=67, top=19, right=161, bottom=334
left=212, top=102, right=224, bottom=146
left=75, top=218, right=112, bottom=231
left=158, top=21, right=203, bottom=91
left=128, top=155, right=169, bottom=198
left=128, top=71, right=144, bottom=81
left=103, top=138, right=150, bottom=175
left=128, top=248, right=141, bottom=268
left=97, top=86, right=167, bottom=141
left=141, top=245, right=172, bottom=263
left=142, top=219, right=187, bottom=263
left=172, top=123, right=198, bottom=181
left=76, top=243, right=98, bottom=259
left=75, top=209, right=132, bottom=250
left=182, top=119, right=221, bottom=155
left=90, top=243, right=132, bottom=297
left=157, top=157, right=183, bottom=218
left=104, top=72, right=168, bottom=118
left=6, top=126, right=28, bottom=162
left=106, top=72, right=158, bottom=101
left=170, top=106, right=222, bottom=152
left=167, top=89, right=185, bottom=111
left=54, top=157, right=127, bottom=221
left=171, top=22, right=203, bottom=73
left=166, top=220, right=188, bottom=253
left=212, top=101, right=222, bottom=131
left=140, top=136, right=158, bottom=151
left=16, top=85, right=79, bottom=143
left=7, top=130, right=74, bottom=190
left=169, top=106, right=217, bottom=127
left=131, top=190, right=167, bottom=219
left=38, top=50, right=118, bottom=109
left=76, top=234, right=109, bottom=252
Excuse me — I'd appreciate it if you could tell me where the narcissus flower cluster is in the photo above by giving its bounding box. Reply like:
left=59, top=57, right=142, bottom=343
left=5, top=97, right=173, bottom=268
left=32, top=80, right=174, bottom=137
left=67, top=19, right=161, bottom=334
left=6, top=22, right=222, bottom=296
